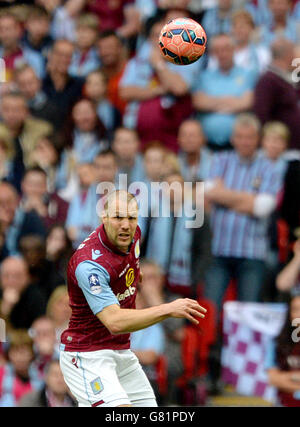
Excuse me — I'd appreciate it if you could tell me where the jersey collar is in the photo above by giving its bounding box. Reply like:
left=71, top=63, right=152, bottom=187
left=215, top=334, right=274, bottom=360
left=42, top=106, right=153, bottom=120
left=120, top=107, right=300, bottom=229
left=98, top=224, right=133, bottom=256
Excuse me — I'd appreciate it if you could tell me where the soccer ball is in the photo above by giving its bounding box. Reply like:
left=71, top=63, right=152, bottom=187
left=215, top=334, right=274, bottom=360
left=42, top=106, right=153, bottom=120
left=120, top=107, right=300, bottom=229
left=158, top=17, right=207, bottom=65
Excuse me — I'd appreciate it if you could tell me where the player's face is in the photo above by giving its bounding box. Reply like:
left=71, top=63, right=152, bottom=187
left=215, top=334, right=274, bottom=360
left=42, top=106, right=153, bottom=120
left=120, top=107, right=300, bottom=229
left=103, top=197, right=138, bottom=252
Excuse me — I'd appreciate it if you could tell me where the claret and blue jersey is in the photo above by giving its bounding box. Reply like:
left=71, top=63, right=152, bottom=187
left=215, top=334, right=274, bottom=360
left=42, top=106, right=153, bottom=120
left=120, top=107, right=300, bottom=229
left=60, top=224, right=141, bottom=353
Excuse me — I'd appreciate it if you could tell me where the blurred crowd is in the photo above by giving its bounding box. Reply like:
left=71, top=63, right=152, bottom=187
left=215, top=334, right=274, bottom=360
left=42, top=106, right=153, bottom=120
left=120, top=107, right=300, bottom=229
left=0, top=0, right=300, bottom=407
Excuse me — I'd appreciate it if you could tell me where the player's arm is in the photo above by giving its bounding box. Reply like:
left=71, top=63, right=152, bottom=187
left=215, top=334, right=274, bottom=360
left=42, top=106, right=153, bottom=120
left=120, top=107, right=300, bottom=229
left=97, top=298, right=206, bottom=335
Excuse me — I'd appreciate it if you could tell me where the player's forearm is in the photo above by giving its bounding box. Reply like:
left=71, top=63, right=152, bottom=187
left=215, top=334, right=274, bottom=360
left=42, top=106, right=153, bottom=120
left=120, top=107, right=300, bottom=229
left=107, top=304, right=172, bottom=335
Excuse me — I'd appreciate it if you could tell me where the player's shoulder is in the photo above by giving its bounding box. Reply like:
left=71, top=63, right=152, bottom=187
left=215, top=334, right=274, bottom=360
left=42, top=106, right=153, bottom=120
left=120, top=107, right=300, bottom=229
left=68, top=228, right=107, bottom=270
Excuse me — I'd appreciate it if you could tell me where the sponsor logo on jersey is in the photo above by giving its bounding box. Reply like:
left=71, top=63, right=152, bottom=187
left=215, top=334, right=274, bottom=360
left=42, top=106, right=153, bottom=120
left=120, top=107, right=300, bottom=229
left=125, top=268, right=135, bottom=287
left=92, top=249, right=102, bottom=260
left=119, top=263, right=130, bottom=278
left=90, top=377, right=103, bottom=394
left=117, top=285, right=136, bottom=302
left=135, top=239, right=140, bottom=259
left=88, top=274, right=102, bottom=295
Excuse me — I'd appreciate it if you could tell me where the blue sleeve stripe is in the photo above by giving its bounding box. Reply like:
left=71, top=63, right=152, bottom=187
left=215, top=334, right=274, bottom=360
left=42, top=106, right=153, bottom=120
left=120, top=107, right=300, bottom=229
left=75, top=260, right=119, bottom=315
left=75, top=260, right=111, bottom=285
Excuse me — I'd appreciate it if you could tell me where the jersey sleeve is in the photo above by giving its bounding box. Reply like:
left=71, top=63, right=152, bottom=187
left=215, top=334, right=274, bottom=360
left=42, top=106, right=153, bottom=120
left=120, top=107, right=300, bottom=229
left=75, top=260, right=119, bottom=315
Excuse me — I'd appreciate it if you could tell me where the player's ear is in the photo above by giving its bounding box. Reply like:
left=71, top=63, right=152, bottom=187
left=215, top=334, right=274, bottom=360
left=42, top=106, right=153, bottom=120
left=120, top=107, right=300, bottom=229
left=101, top=210, right=108, bottom=225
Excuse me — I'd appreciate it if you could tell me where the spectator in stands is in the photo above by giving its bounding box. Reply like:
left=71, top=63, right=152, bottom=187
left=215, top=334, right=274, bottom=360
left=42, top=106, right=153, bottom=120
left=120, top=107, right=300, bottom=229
left=163, top=150, right=182, bottom=178
left=29, top=316, right=59, bottom=377
left=84, top=70, right=121, bottom=135
left=46, top=225, right=74, bottom=283
left=30, top=134, right=64, bottom=193
left=204, top=113, right=284, bottom=390
left=138, top=142, right=169, bottom=266
left=131, top=287, right=165, bottom=404
left=0, top=256, right=46, bottom=330
left=19, top=234, right=65, bottom=301
left=193, top=34, right=257, bottom=150
left=42, top=39, right=85, bottom=128
left=260, top=122, right=290, bottom=301
left=266, top=292, right=300, bottom=406
left=93, top=148, right=118, bottom=188
left=69, top=13, right=100, bottom=78
left=177, top=119, right=211, bottom=183
left=19, top=359, right=76, bottom=407
left=86, top=0, right=141, bottom=39
left=120, top=16, right=197, bottom=152
left=0, top=132, right=15, bottom=185
left=162, top=171, right=212, bottom=298
left=46, top=286, right=71, bottom=343
left=261, top=121, right=290, bottom=165
left=231, top=9, right=271, bottom=74
left=37, top=0, right=86, bottom=42
left=0, top=329, right=43, bottom=407
left=63, top=98, right=108, bottom=165
left=15, top=65, right=61, bottom=127
left=253, top=38, right=300, bottom=150
left=20, top=166, right=69, bottom=230
left=201, top=0, right=233, bottom=40
left=258, top=0, right=299, bottom=45
left=66, top=162, right=98, bottom=248
left=22, top=5, right=53, bottom=63
left=0, top=182, right=46, bottom=261
left=111, top=127, right=145, bottom=185
left=138, top=259, right=165, bottom=307
left=0, top=92, right=53, bottom=189
left=97, top=30, right=129, bottom=116
left=0, top=10, right=44, bottom=81
left=276, top=238, right=300, bottom=293
left=204, top=113, right=284, bottom=307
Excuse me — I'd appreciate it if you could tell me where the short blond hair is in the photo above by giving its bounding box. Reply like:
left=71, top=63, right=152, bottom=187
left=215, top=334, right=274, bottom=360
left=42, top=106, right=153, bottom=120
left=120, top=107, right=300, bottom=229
left=234, top=113, right=261, bottom=135
left=262, top=121, right=290, bottom=144
left=76, top=13, right=99, bottom=31
left=103, top=190, right=138, bottom=215
left=232, top=9, right=255, bottom=28
left=46, top=285, right=69, bottom=318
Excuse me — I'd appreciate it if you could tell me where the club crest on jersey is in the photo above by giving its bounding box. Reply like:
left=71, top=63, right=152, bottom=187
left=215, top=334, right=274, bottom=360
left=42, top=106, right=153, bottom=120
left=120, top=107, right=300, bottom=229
left=90, top=377, right=103, bottom=394
left=134, top=239, right=140, bottom=259
left=125, top=268, right=135, bottom=287
left=88, top=274, right=101, bottom=295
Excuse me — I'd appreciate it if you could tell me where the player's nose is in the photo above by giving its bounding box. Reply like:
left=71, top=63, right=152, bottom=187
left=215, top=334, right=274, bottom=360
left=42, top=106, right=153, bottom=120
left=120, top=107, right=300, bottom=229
left=120, top=218, right=130, bottom=229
